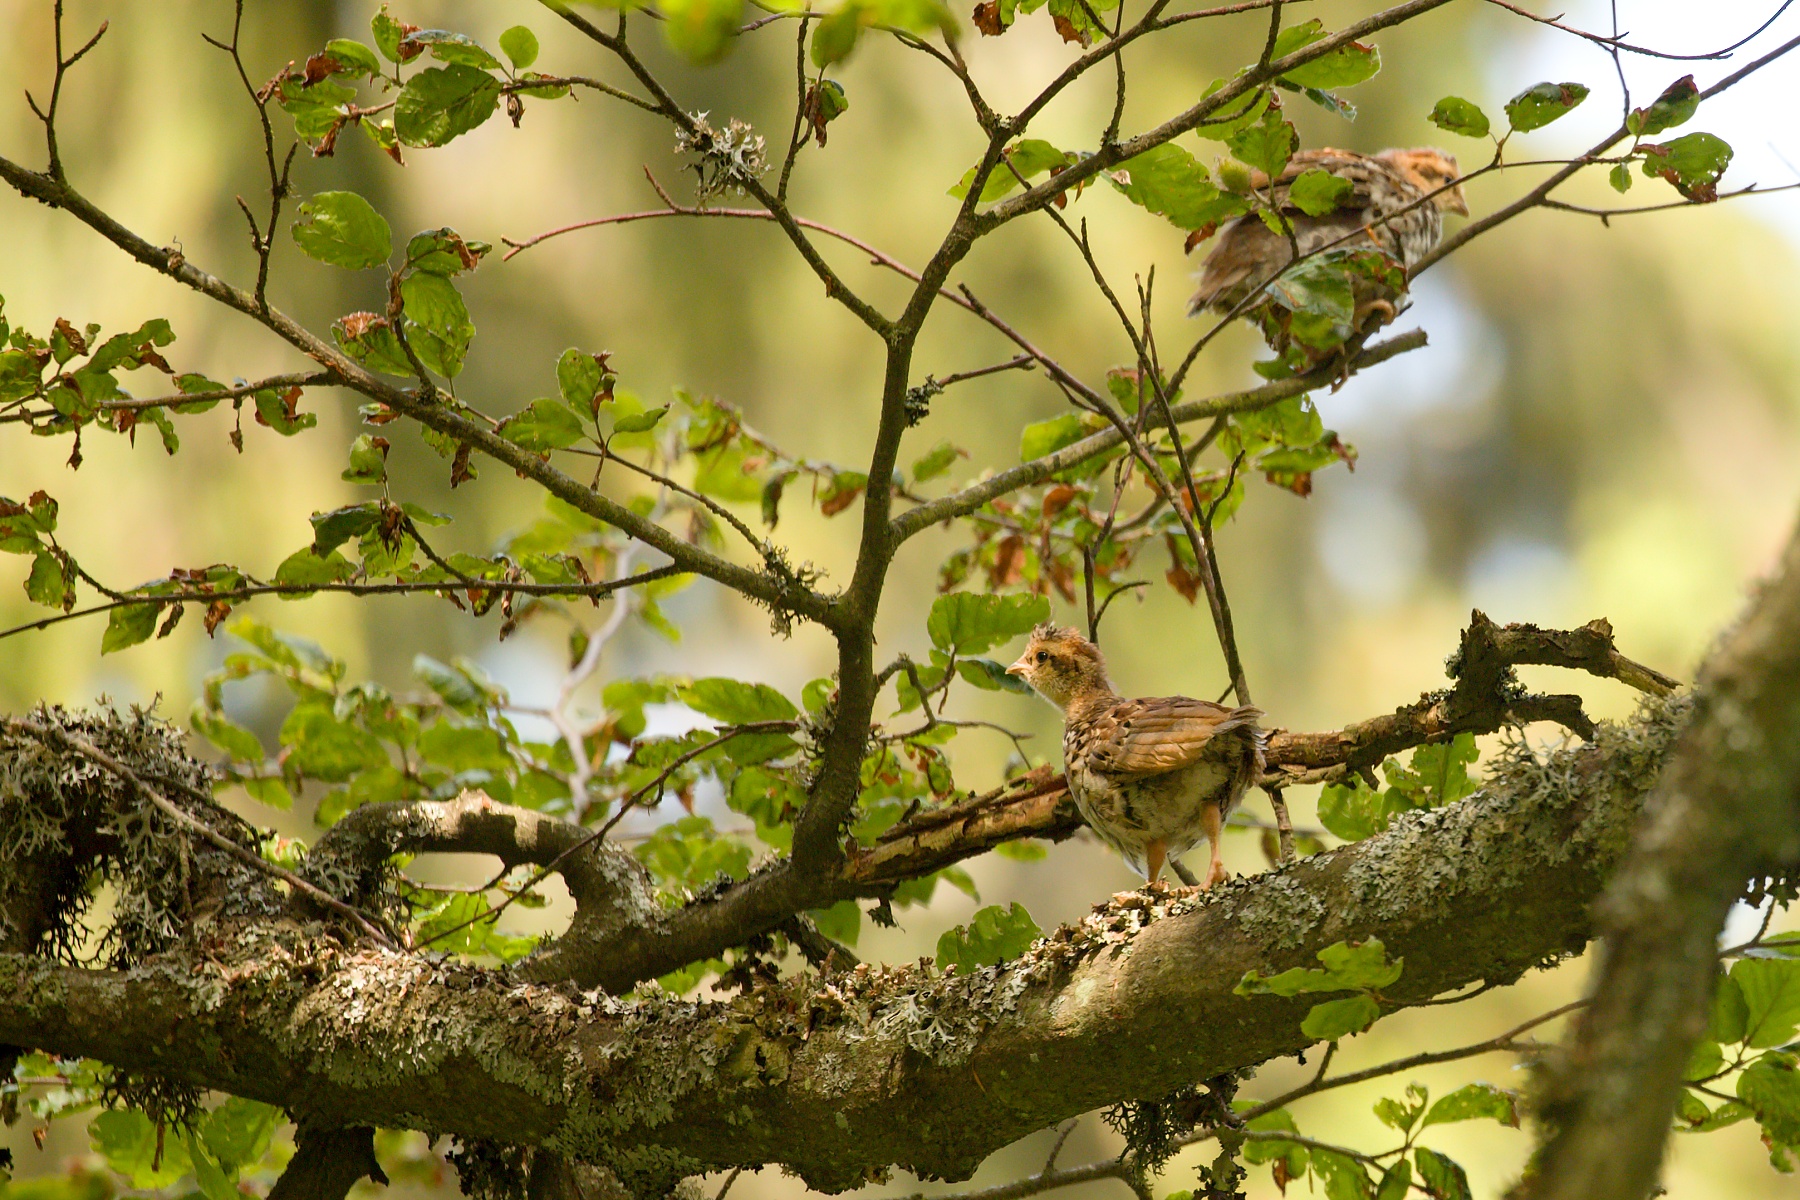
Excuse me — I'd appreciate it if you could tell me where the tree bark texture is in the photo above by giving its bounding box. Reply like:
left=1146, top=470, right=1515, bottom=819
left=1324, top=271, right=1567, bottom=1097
left=0, top=697, right=1688, bottom=1196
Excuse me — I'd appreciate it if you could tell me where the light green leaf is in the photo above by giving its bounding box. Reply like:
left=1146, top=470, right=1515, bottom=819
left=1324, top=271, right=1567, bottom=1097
left=1110, top=143, right=1248, bottom=232
left=911, top=439, right=964, bottom=482
left=499, top=397, right=587, bottom=451
left=291, top=191, right=392, bottom=270
left=1421, top=1082, right=1519, bottom=1128
left=320, top=38, right=382, bottom=79
left=89, top=1109, right=191, bottom=1189
left=1732, top=957, right=1800, bottom=1048
left=408, top=29, right=502, bottom=69
left=936, top=902, right=1040, bottom=970
left=663, top=0, right=744, bottom=63
left=400, top=271, right=474, bottom=377
left=681, top=677, right=800, bottom=724
left=1237, top=938, right=1402, bottom=996
left=1302, top=994, right=1380, bottom=1040
left=500, top=25, right=540, bottom=69
left=927, top=591, right=1049, bottom=656
left=1429, top=95, right=1490, bottom=138
left=950, top=138, right=1073, bottom=203
left=1288, top=168, right=1354, bottom=216
left=395, top=64, right=502, bottom=147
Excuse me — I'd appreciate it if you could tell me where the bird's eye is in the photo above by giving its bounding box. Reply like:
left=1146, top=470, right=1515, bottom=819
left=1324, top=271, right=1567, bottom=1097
left=1035, top=651, right=1049, bottom=664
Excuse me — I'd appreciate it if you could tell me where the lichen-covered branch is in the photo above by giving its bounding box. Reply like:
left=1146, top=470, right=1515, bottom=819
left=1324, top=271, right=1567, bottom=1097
left=0, top=696, right=1686, bottom=1196
left=1524, top=518, right=1800, bottom=1200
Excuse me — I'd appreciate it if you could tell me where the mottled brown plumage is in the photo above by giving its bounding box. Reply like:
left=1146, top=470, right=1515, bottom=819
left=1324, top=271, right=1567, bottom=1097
left=1190, top=147, right=1468, bottom=329
left=1007, top=624, right=1265, bottom=888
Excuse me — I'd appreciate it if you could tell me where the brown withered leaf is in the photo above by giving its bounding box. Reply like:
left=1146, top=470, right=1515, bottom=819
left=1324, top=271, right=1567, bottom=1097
left=204, top=600, right=233, bottom=636
left=818, top=479, right=865, bottom=517
left=972, top=0, right=1004, bottom=35
left=52, top=318, right=89, bottom=358
left=1041, top=484, right=1079, bottom=520
left=1184, top=222, right=1220, bottom=253
left=988, top=534, right=1025, bottom=587
left=378, top=501, right=407, bottom=550
left=507, top=93, right=525, bottom=128
left=1052, top=12, right=1090, bottom=45
left=303, top=52, right=345, bottom=86
left=157, top=603, right=185, bottom=639
left=1047, top=559, right=1077, bottom=604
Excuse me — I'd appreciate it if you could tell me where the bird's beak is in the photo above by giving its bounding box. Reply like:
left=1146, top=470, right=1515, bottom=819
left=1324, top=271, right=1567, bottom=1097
left=1006, top=656, right=1029, bottom=679
left=1444, top=187, right=1470, bottom=218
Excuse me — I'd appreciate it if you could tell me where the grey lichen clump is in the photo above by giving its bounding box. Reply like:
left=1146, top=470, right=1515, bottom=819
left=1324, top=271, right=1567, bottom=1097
left=0, top=705, right=277, bottom=965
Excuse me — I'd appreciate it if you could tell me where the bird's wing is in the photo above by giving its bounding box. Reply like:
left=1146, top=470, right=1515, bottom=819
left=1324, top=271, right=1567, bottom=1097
left=1085, top=698, right=1263, bottom=777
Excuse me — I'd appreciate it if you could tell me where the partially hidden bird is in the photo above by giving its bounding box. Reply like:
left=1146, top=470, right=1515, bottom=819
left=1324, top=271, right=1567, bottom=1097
left=1190, top=147, right=1468, bottom=341
left=1007, top=623, right=1266, bottom=889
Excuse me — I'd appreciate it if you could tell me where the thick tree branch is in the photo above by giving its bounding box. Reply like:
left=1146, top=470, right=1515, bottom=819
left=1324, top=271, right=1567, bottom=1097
left=1525, top=519, right=1800, bottom=1199
left=0, top=692, right=1690, bottom=1196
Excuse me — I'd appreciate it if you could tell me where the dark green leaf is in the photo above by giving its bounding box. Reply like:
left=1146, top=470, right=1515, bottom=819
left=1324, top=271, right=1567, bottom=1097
left=1711, top=971, right=1749, bottom=1044
left=400, top=271, right=474, bottom=377
left=1627, top=74, right=1699, bottom=137
left=198, top=1097, right=281, bottom=1175
left=395, top=64, right=502, bottom=147
left=1640, top=131, right=1732, bottom=201
left=928, top=591, right=1049, bottom=656
left=808, top=899, right=861, bottom=945
left=1310, top=1147, right=1371, bottom=1200
left=1503, top=81, right=1589, bottom=133
left=332, top=313, right=414, bottom=377
left=320, top=38, right=382, bottom=79
left=1302, top=994, right=1381, bottom=1040
left=1413, top=1148, right=1471, bottom=1200
left=1428, top=95, right=1490, bottom=138
left=371, top=5, right=411, bottom=62
left=274, top=546, right=356, bottom=590
left=557, top=348, right=606, bottom=412
left=500, top=25, right=540, bottom=69
left=957, top=657, right=1032, bottom=693
left=419, top=721, right=513, bottom=773
left=1374, top=1161, right=1411, bottom=1200
left=25, top=549, right=72, bottom=610
left=936, top=902, right=1040, bottom=970
left=101, top=601, right=160, bottom=654
left=409, top=29, right=502, bottom=70
left=405, top=227, right=489, bottom=276
left=291, top=191, right=392, bottom=270
left=1737, top=1053, right=1800, bottom=1145
left=310, top=502, right=383, bottom=555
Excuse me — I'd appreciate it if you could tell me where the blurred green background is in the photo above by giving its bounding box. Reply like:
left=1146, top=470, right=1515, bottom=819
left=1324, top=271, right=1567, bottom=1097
left=3, top=0, right=1798, bottom=1196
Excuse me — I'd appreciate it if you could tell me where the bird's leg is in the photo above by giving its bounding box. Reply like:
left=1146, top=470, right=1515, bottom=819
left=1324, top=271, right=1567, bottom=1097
left=1144, top=839, right=1167, bottom=888
left=1201, top=804, right=1229, bottom=888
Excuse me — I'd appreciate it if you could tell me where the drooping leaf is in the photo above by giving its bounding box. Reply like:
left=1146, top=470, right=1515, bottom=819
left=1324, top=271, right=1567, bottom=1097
left=400, top=271, right=474, bottom=377
left=1627, top=74, right=1699, bottom=137
left=1225, top=104, right=1297, bottom=179
left=1413, top=1148, right=1472, bottom=1200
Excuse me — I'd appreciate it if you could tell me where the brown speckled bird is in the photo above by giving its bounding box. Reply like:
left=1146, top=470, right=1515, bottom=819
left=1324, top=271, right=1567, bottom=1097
left=1190, top=147, right=1468, bottom=332
left=1007, top=624, right=1265, bottom=889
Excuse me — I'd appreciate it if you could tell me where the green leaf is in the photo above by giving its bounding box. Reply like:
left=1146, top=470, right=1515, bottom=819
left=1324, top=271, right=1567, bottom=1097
left=1626, top=74, right=1699, bottom=137
left=275, top=546, right=356, bottom=590
left=191, top=708, right=265, bottom=762
left=1503, top=81, right=1589, bottom=133
left=25, top=549, right=71, bottom=610
left=681, top=677, right=799, bottom=724
left=0, top=347, right=45, bottom=403
left=310, top=502, right=383, bottom=555
left=280, top=701, right=388, bottom=781
left=1020, top=412, right=1100, bottom=461
left=1428, top=95, right=1490, bottom=138
left=1288, top=168, right=1354, bottom=216
left=320, top=38, right=383, bottom=79
left=1237, top=938, right=1402, bottom=996
left=1413, top=1148, right=1471, bottom=1200
left=950, top=138, right=1073, bottom=203
left=1225, top=105, right=1297, bottom=178
left=957, top=657, right=1032, bottom=693
left=1280, top=36, right=1380, bottom=90
left=276, top=76, right=356, bottom=140
left=1609, top=162, right=1633, bottom=193
left=928, top=591, right=1050, bottom=656
left=1712, top=971, right=1749, bottom=1044
left=400, top=271, right=474, bottom=377
left=406, top=227, right=490, bottom=276
left=1242, top=1108, right=1307, bottom=1173
left=1110, top=143, right=1249, bottom=232
left=911, top=439, right=964, bottom=482
left=1736, top=1053, right=1800, bottom=1145
left=1421, top=1082, right=1519, bottom=1128
left=102, top=601, right=160, bottom=654
left=936, top=902, right=1040, bottom=970
left=1732, top=957, right=1800, bottom=1048
left=1303, top=994, right=1380, bottom=1039
left=291, top=191, right=392, bottom=270
left=557, top=348, right=606, bottom=412
left=499, top=397, right=587, bottom=451
left=1374, top=1161, right=1412, bottom=1200
left=371, top=5, right=409, bottom=61
left=395, top=64, right=502, bottom=147
left=342, top=433, right=389, bottom=484
left=612, top=405, right=667, bottom=434
left=808, top=899, right=862, bottom=945
left=1310, top=1147, right=1372, bottom=1200
left=186, top=1132, right=236, bottom=1200
left=89, top=1109, right=191, bottom=1189
left=419, top=720, right=513, bottom=773
left=663, top=0, right=744, bottom=63
left=332, top=313, right=415, bottom=377
left=409, top=29, right=502, bottom=69
left=1373, top=1083, right=1427, bottom=1132
left=810, top=3, right=864, bottom=67
left=1640, top=131, right=1733, bottom=201
left=500, top=25, right=540, bottom=69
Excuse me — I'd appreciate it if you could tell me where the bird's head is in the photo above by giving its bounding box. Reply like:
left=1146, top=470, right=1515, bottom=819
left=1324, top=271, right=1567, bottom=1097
left=1007, top=623, right=1113, bottom=711
left=1379, top=147, right=1469, bottom=217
